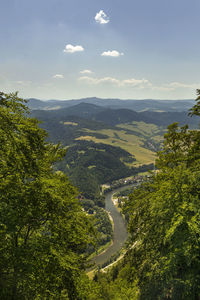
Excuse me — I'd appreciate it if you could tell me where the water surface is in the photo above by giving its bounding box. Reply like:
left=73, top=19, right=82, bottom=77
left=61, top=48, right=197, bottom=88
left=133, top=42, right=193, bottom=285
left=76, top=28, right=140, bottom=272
left=92, top=185, right=135, bottom=267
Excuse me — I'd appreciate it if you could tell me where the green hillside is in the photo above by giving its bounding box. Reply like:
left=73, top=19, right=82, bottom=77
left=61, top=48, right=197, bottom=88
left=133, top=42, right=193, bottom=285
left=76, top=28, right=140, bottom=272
left=30, top=102, right=200, bottom=206
left=76, top=122, right=164, bottom=165
left=31, top=103, right=198, bottom=203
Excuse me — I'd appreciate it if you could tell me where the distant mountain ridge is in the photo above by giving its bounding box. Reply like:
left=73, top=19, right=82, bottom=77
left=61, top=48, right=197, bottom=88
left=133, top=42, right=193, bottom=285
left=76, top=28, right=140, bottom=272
left=31, top=102, right=199, bottom=128
left=28, top=97, right=195, bottom=112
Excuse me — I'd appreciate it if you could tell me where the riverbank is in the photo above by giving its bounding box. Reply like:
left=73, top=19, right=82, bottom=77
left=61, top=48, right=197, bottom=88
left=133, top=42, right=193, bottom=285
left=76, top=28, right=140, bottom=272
left=89, top=184, right=138, bottom=271
left=87, top=183, right=140, bottom=280
left=90, top=189, right=128, bottom=268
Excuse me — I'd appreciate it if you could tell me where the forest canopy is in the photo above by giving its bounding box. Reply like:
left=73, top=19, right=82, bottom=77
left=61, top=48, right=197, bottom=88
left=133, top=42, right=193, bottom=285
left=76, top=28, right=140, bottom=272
left=0, top=92, right=96, bottom=299
left=95, top=90, right=200, bottom=299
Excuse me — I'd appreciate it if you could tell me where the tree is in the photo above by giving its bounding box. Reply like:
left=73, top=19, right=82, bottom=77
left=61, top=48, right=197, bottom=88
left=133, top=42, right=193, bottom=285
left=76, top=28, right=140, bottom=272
left=123, top=166, right=200, bottom=299
left=189, top=89, right=200, bottom=116
left=0, top=92, right=95, bottom=299
left=120, top=90, right=200, bottom=299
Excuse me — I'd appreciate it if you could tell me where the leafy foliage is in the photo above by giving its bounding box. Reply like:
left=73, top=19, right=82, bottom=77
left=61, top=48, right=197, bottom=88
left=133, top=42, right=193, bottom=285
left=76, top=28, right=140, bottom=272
left=189, top=89, right=200, bottom=116
left=124, top=167, right=200, bottom=299
left=95, top=90, right=200, bottom=299
left=0, top=92, right=95, bottom=299
left=121, top=105, right=200, bottom=298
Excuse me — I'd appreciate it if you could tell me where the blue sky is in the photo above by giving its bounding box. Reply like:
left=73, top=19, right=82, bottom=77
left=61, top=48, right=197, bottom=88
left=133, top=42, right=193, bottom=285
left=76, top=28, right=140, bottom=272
left=1, top=0, right=200, bottom=100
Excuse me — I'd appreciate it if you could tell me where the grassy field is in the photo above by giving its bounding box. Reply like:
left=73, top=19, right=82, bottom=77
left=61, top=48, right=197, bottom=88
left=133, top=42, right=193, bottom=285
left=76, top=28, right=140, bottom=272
left=117, top=121, right=163, bottom=137
left=76, top=122, right=164, bottom=166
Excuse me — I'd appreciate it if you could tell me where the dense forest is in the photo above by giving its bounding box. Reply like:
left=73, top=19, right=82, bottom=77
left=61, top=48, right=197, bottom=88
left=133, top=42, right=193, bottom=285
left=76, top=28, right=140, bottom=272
left=1, top=91, right=200, bottom=299
left=0, top=92, right=97, bottom=299
left=94, top=90, right=200, bottom=299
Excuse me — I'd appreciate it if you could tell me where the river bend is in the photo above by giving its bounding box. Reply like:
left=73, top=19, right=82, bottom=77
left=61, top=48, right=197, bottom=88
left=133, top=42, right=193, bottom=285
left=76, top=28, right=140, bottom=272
left=92, top=185, right=135, bottom=267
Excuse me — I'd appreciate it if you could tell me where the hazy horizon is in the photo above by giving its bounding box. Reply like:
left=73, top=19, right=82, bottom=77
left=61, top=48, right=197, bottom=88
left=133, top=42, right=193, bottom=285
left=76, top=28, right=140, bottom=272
left=28, top=96, right=195, bottom=102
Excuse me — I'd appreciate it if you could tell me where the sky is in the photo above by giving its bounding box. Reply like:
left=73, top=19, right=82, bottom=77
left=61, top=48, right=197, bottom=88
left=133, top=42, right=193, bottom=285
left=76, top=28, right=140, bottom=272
left=1, top=0, right=200, bottom=100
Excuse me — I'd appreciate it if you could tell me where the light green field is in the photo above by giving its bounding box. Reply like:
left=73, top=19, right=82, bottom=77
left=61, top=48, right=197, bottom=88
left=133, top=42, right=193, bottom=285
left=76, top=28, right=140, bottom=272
left=117, top=121, right=164, bottom=138
left=76, top=121, right=164, bottom=166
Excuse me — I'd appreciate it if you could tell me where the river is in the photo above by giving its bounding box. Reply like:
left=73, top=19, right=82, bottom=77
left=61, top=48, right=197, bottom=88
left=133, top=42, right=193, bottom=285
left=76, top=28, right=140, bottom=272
left=91, top=184, right=136, bottom=267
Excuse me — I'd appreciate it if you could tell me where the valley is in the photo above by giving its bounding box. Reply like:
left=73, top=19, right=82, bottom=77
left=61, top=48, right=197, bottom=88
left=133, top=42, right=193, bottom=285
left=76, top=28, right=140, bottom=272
left=2, top=92, right=200, bottom=299
left=2, top=0, right=200, bottom=297
left=29, top=97, right=200, bottom=265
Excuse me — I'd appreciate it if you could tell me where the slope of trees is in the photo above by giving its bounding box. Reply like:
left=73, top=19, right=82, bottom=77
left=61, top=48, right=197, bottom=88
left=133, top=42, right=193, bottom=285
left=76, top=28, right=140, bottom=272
left=2, top=90, right=200, bottom=299
left=95, top=90, right=200, bottom=299
left=0, top=92, right=98, bottom=299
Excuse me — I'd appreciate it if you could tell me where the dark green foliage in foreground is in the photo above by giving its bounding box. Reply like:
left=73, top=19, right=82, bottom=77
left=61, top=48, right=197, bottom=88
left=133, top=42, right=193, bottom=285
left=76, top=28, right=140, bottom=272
left=0, top=92, right=99, bottom=299
left=122, top=167, right=200, bottom=299
left=189, top=89, right=200, bottom=117
left=95, top=91, right=200, bottom=299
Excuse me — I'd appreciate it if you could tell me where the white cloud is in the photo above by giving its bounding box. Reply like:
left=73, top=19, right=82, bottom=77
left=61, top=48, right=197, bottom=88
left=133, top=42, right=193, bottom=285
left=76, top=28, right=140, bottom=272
left=53, top=74, right=64, bottom=79
left=78, top=76, right=120, bottom=85
left=78, top=76, right=200, bottom=94
left=100, top=77, right=120, bottom=85
left=122, top=78, right=151, bottom=88
left=78, top=76, right=151, bottom=88
left=101, top=50, right=124, bottom=57
left=150, top=81, right=200, bottom=92
left=95, top=10, right=109, bottom=24
left=63, top=44, right=84, bottom=53
left=80, top=69, right=93, bottom=74
left=166, top=82, right=199, bottom=89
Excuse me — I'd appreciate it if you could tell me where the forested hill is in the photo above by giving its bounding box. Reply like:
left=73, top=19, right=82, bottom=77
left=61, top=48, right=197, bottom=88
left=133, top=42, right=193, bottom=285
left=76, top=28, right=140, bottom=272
left=28, top=97, right=195, bottom=112
left=30, top=100, right=199, bottom=207
left=31, top=102, right=199, bottom=128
